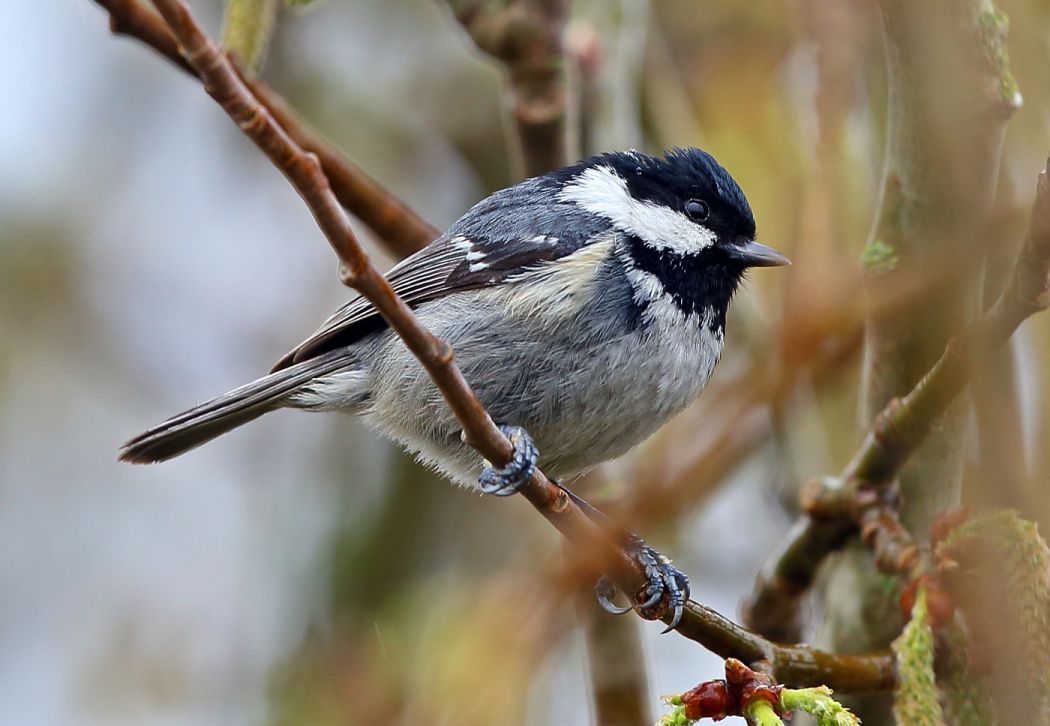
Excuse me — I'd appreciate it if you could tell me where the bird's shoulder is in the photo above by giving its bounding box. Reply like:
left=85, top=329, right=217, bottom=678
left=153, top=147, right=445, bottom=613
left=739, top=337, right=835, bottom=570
left=270, top=177, right=613, bottom=371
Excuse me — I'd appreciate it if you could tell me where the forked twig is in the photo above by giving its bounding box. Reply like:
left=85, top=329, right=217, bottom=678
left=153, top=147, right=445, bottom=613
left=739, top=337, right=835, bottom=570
left=745, top=158, right=1050, bottom=637
left=94, top=0, right=439, bottom=258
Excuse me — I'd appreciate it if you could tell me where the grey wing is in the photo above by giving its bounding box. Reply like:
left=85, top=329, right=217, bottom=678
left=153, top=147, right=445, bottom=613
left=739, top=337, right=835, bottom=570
left=270, top=181, right=611, bottom=371
left=271, top=236, right=463, bottom=371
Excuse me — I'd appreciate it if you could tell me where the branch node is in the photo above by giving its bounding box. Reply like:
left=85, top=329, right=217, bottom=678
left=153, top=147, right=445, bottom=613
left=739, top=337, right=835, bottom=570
left=799, top=476, right=853, bottom=518
left=337, top=261, right=359, bottom=287
left=434, top=341, right=455, bottom=366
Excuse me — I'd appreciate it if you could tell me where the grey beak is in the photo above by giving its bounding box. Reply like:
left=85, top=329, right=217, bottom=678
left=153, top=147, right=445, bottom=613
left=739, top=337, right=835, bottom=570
left=729, top=240, right=791, bottom=268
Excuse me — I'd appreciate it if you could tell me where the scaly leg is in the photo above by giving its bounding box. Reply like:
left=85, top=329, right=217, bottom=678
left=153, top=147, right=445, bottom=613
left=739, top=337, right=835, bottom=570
left=478, top=427, right=689, bottom=631
left=477, top=424, right=540, bottom=496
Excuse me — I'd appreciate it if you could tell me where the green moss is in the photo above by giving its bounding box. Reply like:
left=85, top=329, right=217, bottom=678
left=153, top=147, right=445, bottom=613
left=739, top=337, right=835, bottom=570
left=892, top=587, right=945, bottom=726
left=978, top=6, right=1022, bottom=107
left=742, top=700, right=784, bottom=726
left=937, top=510, right=1050, bottom=721
left=998, top=69, right=1021, bottom=107
left=979, top=7, right=1009, bottom=69
left=861, top=239, right=899, bottom=275
left=779, top=687, right=858, bottom=726
left=941, top=625, right=997, bottom=726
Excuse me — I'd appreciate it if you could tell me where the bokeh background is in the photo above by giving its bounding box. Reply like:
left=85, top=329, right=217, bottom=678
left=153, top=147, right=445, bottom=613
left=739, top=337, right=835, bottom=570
left=2, top=1, right=1049, bottom=724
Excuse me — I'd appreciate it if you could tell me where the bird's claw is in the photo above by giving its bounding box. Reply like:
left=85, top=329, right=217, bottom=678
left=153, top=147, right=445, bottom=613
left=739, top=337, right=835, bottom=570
left=592, top=536, right=690, bottom=633
left=478, top=425, right=539, bottom=496
left=595, top=576, right=633, bottom=615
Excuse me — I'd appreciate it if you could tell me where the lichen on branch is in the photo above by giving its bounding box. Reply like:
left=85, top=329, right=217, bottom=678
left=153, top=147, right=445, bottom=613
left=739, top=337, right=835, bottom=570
left=746, top=154, right=1050, bottom=642
left=892, top=587, right=944, bottom=725
left=936, top=510, right=1050, bottom=722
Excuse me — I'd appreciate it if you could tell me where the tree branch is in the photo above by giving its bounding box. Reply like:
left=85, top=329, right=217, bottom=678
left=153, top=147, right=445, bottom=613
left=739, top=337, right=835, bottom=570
left=744, top=156, right=1050, bottom=639
left=444, top=0, right=570, bottom=177
left=92, top=0, right=440, bottom=258
left=811, top=9, right=1020, bottom=705
left=141, top=0, right=572, bottom=531
left=675, top=601, right=895, bottom=693
left=103, top=0, right=900, bottom=692
left=101, top=0, right=193, bottom=72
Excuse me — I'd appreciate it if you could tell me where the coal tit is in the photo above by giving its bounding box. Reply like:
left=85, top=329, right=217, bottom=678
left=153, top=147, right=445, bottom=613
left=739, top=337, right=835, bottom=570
left=120, top=148, right=787, bottom=621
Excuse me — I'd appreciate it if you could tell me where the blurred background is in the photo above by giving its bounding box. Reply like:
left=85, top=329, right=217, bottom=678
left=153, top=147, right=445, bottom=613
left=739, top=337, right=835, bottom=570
left=2, top=1, right=1048, bottom=724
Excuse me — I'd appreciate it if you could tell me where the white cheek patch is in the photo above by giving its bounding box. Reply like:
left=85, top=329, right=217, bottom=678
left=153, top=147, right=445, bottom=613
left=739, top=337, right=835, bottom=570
left=558, top=165, right=717, bottom=255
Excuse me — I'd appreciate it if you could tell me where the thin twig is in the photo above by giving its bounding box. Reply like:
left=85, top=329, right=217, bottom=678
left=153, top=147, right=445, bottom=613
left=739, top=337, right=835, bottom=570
left=444, top=0, right=570, bottom=177
left=93, top=0, right=439, bottom=258
left=239, top=68, right=439, bottom=258
left=674, top=601, right=894, bottom=692
left=101, top=0, right=193, bottom=72
left=103, top=0, right=901, bottom=691
left=744, top=158, right=1050, bottom=636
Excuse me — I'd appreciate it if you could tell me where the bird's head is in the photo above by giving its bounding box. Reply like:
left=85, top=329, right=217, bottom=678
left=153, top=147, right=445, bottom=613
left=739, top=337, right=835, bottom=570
left=556, top=147, right=788, bottom=327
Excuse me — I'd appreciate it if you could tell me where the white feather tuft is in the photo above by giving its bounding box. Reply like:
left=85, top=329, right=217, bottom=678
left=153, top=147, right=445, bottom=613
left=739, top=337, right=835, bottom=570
left=558, top=165, right=717, bottom=255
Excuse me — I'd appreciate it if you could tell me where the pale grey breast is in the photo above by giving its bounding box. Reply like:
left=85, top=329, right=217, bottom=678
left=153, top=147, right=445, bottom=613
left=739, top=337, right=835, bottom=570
left=355, top=236, right=724, bottom=487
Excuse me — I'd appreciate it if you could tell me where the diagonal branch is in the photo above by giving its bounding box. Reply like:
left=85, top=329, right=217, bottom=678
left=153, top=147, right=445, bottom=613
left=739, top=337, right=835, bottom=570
left=104, top=0, right=898, bottom=692
left=140, top=0, right=654, bottom=638
left=93, top=0, right=439, bottom=258
left=675, top=601, right=894, bottom=692
left=744, top=157, right=1050, bottom=639
left=142, top=0, right=565, bottom=524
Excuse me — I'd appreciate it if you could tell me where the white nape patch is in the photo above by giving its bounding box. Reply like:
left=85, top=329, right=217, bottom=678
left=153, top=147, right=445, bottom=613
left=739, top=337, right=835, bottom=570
left=558, top=165, right=717, bottom=254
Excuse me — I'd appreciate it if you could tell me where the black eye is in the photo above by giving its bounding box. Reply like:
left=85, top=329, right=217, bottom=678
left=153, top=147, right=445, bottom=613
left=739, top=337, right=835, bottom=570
left=685, top=199, right=709, bottom=222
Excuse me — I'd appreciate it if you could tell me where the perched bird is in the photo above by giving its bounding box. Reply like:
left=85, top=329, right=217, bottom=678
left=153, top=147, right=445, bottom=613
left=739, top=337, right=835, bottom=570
left=121, top=147, right=788, bottom=625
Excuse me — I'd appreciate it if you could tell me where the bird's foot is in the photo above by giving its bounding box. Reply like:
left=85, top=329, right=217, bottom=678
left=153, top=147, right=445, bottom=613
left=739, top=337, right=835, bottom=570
left=595, top=534, right=690, bottom=633
left=478, top=425, right=539, bottom=496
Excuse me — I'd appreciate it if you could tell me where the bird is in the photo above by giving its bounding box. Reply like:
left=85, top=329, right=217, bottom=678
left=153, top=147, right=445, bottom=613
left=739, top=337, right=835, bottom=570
left=120, top=147, right=788, bottom=626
